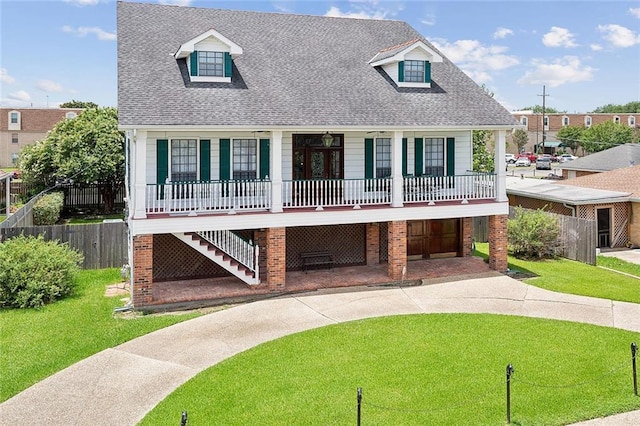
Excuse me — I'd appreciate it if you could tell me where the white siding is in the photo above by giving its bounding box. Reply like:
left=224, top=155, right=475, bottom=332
left=281, top=133, right=292, bottom=180
left=146, top=139, right=156, bottom=185
left=194, top=38, right=229, bottom=52
left=344, top=132, right=367, bottom=179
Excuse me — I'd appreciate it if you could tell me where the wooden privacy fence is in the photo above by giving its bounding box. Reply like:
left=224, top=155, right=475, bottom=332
left=0, top=222, right=128, bottom=269
left=473, top=209, right=597, bottom=265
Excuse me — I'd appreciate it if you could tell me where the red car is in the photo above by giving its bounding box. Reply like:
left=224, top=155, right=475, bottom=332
left=517, top=152, right=537, bottom=162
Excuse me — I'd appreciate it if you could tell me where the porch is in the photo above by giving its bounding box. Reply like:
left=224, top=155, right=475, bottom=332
left=146, top=256, right=494, bottom=310
left=144, top=174, right=496, bottom=215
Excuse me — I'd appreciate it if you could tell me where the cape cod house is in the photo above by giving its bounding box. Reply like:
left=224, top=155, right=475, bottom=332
left=118, top=2, right=518, bottom=309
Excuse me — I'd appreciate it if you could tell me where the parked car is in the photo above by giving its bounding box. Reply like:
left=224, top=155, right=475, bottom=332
left=515, top=157, right=531, bottom=167
left=505, top=153, right=517, bottom=164
left=535, top=156, right=552, bottom=170
left=518, top=152, right=537, bottom=162
left=559, top=153, right=578, bottom=163
left=540, top=153, right=558, bottom=162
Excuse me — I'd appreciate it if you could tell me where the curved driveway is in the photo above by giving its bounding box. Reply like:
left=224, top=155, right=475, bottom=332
left=2, top=273, right=639, bottom=425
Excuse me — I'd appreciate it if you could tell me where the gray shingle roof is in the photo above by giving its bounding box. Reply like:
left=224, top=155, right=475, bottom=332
left=117, top=2, right=519, bottom=128
left=562, top=144, right=640, bottom=172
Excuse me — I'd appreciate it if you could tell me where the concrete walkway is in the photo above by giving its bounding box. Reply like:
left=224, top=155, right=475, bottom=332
left=2, top=273, right=639, bottom=425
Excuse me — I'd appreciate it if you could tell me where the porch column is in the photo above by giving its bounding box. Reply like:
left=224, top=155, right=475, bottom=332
left=366, top=222, right=380, bottom=265
left=133, top=129, right=148, bottom=219
left=462, top=217, right=473, bottom=257
left=391, top=130, right=404, bottom=207
left=270, top=130, right=283, bottom=213
left=488, top=214, right=508, bottom=271
left=494, top=130, right=507, bottom=202
left=266, top=227, right=286, bottom=290
left=132, top=234, right=153, bottom=307
left=387, top=220, right=407, bottom=280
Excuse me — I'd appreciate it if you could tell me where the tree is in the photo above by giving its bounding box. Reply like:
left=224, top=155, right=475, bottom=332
left=19, top=107, right=124, bottom=213
left=472, top=130, right=495, bottom=172
left=556, top=125, right=584, bottom=154
left=519, top=105, right=565, bottom=114
left=592, top=101, right=640, bottom=114
left=581, top=120, right=636, bottom=153
left=508, top=207, right=561, bottom=259
left=59, top=100, right=98, bottom=109
left=511, top=129, right=528, bottom=153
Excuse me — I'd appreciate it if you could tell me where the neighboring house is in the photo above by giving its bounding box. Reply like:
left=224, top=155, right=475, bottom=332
left=0, top=108, right=83, bottom=167
left=509, top=111, right=639, bottom=154
left=118, top=2, right=519, bottom=309
left=560, top=143, right=640, bottom=179
left=507, top=165, right=640, bottom=249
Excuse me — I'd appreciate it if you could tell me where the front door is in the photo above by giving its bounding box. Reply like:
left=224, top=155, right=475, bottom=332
left=293, top=134, right=344, bottom=205
left=407, top=219, right=462, bottom=259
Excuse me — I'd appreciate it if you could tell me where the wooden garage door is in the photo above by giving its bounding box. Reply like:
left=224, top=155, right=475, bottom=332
left=407, top=219, right=461, bottom=259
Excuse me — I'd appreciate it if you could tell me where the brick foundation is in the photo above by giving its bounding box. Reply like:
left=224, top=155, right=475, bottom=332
left=462, top=217, right=473, bottom=257
left=387, top=220, right=407, bottom=280
left=488, top=214, right=508, bottom=272
left=266, top=227, right=286, bottom=290
left=366, top=223, right=380, bottom=265
left=133, top=234, right=153, bottom=307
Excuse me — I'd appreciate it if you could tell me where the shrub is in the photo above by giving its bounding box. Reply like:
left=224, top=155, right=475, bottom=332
left=0, top=235, right=83, bottom=308
left=508, top=206, right=561, bottom=259
left=33, top=192, right=64, bottom=225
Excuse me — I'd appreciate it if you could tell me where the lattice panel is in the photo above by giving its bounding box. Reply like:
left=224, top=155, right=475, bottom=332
left=153, top=234, right=229, bottom=281
left=379, top=221, right=389, bottom=262
left=612, top=203, right=629, bottom=247
left=286, top=224, right=366, bottom=269
left=577, top=205, right=594, bottom=221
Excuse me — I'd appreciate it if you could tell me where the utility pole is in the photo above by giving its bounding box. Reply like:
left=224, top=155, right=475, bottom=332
left=538, top=85, right=549, bottom=154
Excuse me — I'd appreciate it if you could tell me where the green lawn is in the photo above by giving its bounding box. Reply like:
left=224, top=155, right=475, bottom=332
left=0, top=268, right=200, bottom=402
left=142, top=314, right=640, bottom=425
left=474, top=243, right=640, bottom=304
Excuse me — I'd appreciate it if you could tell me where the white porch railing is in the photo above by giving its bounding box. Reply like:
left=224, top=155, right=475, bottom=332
left=144, top=174, right=496, bottom=214
left=282, top=178, right=392, bottom=208
left=146, top=180, right=271, bottom=214
left=196, top=230, right=260, bottom=282
left=403, top=173, right=495, bottom=204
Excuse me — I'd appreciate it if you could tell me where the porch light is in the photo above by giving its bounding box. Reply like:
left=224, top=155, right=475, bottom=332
left=321, top=132, right=334, bottom=147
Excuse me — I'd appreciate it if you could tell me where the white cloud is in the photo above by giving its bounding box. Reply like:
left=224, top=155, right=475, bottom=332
left=8, top=90, right=31, bottom=102
left=63, top=0, right=100, bottom=5
left=542, top=27, right=577, bottom=48
left=1, top=68, right=16, bottom=84
left=597, top=24, right=640, bottom=48
left=629, top=7, right=640, bottom=18
left=158, top=0, right=193, bottom=6
left=517, top=56, right=594, bottom=87
left=36, top=80, right=64, bottom=93
left=590, top=44, right=603, bottom=51
left=325, top=6, right=387, bottom=20
left=420, top=14, right=436, bottom=26
left=493, top=27, right=513, bottom=40
left=62, top=25, right=116, bottom=41
left=430, top=38, right=519, bottom=83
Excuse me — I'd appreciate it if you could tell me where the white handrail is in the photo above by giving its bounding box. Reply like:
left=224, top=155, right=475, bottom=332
left=196, top=230, right=258, bottom=279
left=282, top=178, right=392, bottom=208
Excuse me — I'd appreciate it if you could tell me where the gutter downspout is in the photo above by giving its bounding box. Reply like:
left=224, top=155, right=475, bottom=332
left=122, top=130, right=135, bottom=311
left=563, top=203, right=576, bottom=217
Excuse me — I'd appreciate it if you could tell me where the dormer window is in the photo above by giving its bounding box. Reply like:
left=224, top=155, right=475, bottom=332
left=369, top=39, right=442, bottom=89
left=8, top=110, right=20, bottom=131
left=629, top=116, right=636, bottom=127
left=585, top=116, right=592, bottom=127
left=175, top=28, right=243, bottom=84
left=65, top=112, right=77, bottom=119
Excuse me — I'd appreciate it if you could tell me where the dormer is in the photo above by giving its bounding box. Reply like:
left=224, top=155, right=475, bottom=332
left=8, top=110, right=21, bottom=131
left=174, top=29, right=243, bottom=83
left=369, top=38, right=443, bottom=88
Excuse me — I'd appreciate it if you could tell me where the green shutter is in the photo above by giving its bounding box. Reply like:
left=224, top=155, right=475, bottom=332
left=446, top=137, right=455, bottom=176
left=190, top=51, right=198, bottom=76
left=398, top=61, right=404, bottom=83
left=259, top=139, right=270, bottom=179
left=414, top=138, right=423, bottom=176
left=224, top=52, right=232, bottom=77
left=157, top=139, right=168, bottom=184
left=219, top=139, right=230, bottom=180
left=200, top=140, right=210, bottom=181
left=402, top=138, right=407, bottom=176
left=424, top=61, right=431, bottom=83
left=364, top=138, right=374, bottom=179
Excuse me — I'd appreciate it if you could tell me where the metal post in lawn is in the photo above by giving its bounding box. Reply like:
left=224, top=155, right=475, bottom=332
left=506, top=364, right=514, bottom=424
left=181, top=410, right=188, bottom=426
left=632, top=342, right=638, bottom=396
left=357, top=387, right=362, bottom=426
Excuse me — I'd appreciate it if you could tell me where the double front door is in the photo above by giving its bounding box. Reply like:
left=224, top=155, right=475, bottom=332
left=293, top=134, right=343, bottom=180
left=407, top=219, right=462, bottom=259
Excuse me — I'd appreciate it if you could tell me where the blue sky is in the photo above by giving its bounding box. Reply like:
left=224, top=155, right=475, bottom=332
left=1, top=0, right=639, bottom=113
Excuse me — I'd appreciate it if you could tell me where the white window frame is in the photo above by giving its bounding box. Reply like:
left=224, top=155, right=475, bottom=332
left=8, top=110, right=20, bottom=130
left=543, top=116, right=549, bottom=130
left=562, top=116, right=569, bottom=126
left=613, top=115, right=620, bottom=124
left=423, top=137, right=446, bottom=177
left=11, top=133, right=18, bottom=144
left=232, top=138, right=258, bottom=181
left=585, top=115, right=592, bottom=127
left=189, top=50, right=231, bottom=83
left=169, top=138, right=199, bottom=182
left=629, top=116, right=636, bottom=127
left=520, top=116, right=528, bottom=127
